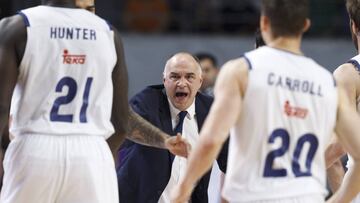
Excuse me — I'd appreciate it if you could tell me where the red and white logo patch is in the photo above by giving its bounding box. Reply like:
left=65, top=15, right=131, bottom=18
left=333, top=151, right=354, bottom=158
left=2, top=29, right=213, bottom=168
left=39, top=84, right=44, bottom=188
left=284, top=100, right=308, bottom=119
left=62, top=49, right=86, bottom=65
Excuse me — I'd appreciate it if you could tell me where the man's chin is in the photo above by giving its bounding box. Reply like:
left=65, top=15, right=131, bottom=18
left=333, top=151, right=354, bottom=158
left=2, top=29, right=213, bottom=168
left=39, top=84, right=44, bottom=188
left=173, top=101, right=189, bottom=111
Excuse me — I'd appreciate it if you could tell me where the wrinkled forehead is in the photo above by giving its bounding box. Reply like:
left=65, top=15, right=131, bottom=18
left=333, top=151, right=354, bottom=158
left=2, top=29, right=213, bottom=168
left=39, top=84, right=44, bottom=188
left=168, top=62, right=199, bottom=74
left=164, top=57, right=202, bottom=77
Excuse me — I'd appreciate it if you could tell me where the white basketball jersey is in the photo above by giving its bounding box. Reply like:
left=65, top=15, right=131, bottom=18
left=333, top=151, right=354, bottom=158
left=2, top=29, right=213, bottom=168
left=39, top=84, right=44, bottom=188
left=222, top=47, right=338, bottom=202
left=10, top=6, right=117, bottom=138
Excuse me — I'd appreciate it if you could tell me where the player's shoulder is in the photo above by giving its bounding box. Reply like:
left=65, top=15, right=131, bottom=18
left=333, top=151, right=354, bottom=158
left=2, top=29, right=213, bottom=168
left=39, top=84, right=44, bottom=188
left=220, top=57, right=250, bottom=79
left=334, top=62, right=360, bottom=87
left=0, top=14, right=26, bottom=43
left=334, top=62, right=360, bottom=76
left=243, top=46, right=271, bottom=59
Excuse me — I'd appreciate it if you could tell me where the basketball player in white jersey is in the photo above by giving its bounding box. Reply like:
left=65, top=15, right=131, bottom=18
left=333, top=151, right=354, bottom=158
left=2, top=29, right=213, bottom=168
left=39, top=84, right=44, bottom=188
left=326, top=0, right=360, bottom=202
left=171, top=0, right=360, bottom=202
left=0, top=0, right=190, bottom=202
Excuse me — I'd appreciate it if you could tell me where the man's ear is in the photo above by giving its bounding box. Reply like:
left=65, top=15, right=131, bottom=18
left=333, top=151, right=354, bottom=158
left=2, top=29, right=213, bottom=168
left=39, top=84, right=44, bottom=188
left=351, top=19, right=359, bottom=35
left=302, top=18, right=311, bottom=33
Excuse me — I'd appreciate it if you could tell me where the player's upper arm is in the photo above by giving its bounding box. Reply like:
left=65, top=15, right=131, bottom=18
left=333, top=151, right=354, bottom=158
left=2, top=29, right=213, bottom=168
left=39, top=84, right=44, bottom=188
left=201, top=58, right=249, bottom=144
left=335, top=83, right=360, bottom=161
left=213, top=57, right=249, bottom=114
left=0, top=15, right=25, bottom=113
left=111, top=27, right=129, bottom=135
left=333, top=63, right=359, bottom=110
left=0, top=15, right=25, bottom=144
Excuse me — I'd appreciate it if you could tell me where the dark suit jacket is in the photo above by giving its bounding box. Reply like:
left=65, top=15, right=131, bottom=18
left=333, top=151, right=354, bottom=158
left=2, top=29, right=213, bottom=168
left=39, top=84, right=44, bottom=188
left=117, top=84, right=228, bottom=203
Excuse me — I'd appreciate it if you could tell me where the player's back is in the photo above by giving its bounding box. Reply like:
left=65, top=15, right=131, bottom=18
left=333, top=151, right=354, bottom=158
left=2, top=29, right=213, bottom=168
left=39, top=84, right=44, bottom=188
left=10, top=6, right=117, bottom=138
left=222, top=46, right=337, bottom=202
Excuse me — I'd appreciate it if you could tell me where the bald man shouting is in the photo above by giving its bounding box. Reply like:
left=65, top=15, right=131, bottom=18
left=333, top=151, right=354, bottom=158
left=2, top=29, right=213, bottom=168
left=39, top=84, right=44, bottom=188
left=116, top=52, right=228, bottom=203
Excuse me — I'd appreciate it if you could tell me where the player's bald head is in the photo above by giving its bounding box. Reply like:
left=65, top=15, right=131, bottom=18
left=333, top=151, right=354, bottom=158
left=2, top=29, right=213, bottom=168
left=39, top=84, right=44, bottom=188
left=163, top=52, right=202, bottom=78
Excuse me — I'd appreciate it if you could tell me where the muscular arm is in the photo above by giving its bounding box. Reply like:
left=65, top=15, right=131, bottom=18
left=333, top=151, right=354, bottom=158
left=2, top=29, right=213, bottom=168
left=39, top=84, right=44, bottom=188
left=126, top=108, right=169, bottom=148
left=126, top=108, right=190, bottom=157
left=108, top=28, right=169, bottom=152
left=107, top=28, right=129, bottom=155
left=0, top=15, right=24, bottom=148
left=325, top=64, right=358, bottom=194
left=0, top=15, right=24, bottom=185
left=328, top=84, right=360, bottom=203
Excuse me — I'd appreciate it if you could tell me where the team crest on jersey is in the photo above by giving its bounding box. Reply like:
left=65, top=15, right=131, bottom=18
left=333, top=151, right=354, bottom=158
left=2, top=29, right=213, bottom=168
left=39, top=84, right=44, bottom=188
left=284, top=100, right=308, bottom=119
left=62, top=49, right=86, bottom=65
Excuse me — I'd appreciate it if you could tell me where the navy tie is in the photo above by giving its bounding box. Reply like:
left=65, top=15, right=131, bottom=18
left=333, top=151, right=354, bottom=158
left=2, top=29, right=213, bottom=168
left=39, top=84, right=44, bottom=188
left=174, top=111, right=187, bottom=134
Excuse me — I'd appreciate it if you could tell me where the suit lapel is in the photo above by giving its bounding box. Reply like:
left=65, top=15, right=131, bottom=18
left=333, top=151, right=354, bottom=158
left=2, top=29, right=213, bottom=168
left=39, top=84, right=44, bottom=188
left=159, top=88, right=174, bottom=135
left=159, top=88, right=177, bottom=164
left=195, top=94, right=206, bottom=132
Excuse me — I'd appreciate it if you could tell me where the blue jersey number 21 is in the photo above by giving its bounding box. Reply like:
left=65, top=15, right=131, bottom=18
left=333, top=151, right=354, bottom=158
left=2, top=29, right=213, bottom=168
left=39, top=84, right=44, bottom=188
left=50, top=77, right=93, bottom=123
left=263, top=128, right=319, bottom=177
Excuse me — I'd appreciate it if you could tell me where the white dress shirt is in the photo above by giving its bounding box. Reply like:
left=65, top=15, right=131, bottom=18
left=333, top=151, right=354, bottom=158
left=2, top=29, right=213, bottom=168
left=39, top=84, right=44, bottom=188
left=158, top=99, right=222, bottom=203
left=158, top=99, right=198, bottom=203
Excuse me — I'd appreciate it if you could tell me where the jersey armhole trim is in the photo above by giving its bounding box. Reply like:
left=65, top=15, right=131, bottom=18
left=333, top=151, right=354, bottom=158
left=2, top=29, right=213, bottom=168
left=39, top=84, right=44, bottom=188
left=242, top=55, right=252, bottom=71
left=17, top=11, right=30, bottom=27
left=105, top=20, right=113, bottom=31
left=348, top=59, right=360, bottom=74
left=332, top=75, right=337, bottom=87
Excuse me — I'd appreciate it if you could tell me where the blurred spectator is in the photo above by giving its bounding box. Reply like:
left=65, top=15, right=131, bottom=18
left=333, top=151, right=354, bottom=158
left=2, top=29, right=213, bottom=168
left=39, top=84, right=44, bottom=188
left=195, top=52, right=219, bottom=96
left=123, top=0, right=170, bottom=32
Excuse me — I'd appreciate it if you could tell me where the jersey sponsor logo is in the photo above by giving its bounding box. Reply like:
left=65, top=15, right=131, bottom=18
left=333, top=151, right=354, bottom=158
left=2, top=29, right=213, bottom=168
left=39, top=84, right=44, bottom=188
left=268, top=72, right=323, bottom=97
left=62, top=49, right=86, bottom=65
left=284, top=100, right=308, bottom=119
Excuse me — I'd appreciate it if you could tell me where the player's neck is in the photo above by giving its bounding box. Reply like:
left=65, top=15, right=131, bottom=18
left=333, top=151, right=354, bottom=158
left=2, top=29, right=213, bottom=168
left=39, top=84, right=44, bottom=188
left=268, top=37, right=303, bottom=55
left=43, top=0, right=76, bottom=8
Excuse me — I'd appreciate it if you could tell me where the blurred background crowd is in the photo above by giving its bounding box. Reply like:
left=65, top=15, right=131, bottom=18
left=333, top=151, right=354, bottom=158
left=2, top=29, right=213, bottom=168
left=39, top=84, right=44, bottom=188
left=0, top=0, right=354, bottom=96
left=0, top=0, right=349, bottom=36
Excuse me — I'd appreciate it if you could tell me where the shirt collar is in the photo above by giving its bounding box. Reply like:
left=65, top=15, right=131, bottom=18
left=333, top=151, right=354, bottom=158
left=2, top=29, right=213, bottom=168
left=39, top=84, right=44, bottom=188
left=167, top=98, right=196, bottom=120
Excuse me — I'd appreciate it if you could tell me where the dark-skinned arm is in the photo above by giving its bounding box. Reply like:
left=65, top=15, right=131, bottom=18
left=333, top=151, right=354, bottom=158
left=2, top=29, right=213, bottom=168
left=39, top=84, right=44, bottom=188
left=107, top=27, right=129, bottom=159
left=0, top=15, right=25, bottom=182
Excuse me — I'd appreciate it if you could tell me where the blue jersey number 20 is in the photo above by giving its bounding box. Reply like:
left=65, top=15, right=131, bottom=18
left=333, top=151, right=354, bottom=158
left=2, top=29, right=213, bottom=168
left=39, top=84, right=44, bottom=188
left=50, top=77, right=93, bottom=123
left=263, top=128, right=319, bottom=177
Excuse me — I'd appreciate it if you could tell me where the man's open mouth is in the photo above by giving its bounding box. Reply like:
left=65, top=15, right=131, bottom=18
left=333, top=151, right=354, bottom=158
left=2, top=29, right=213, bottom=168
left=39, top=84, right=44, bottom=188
left=175, top=92, right=188, bottom=99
